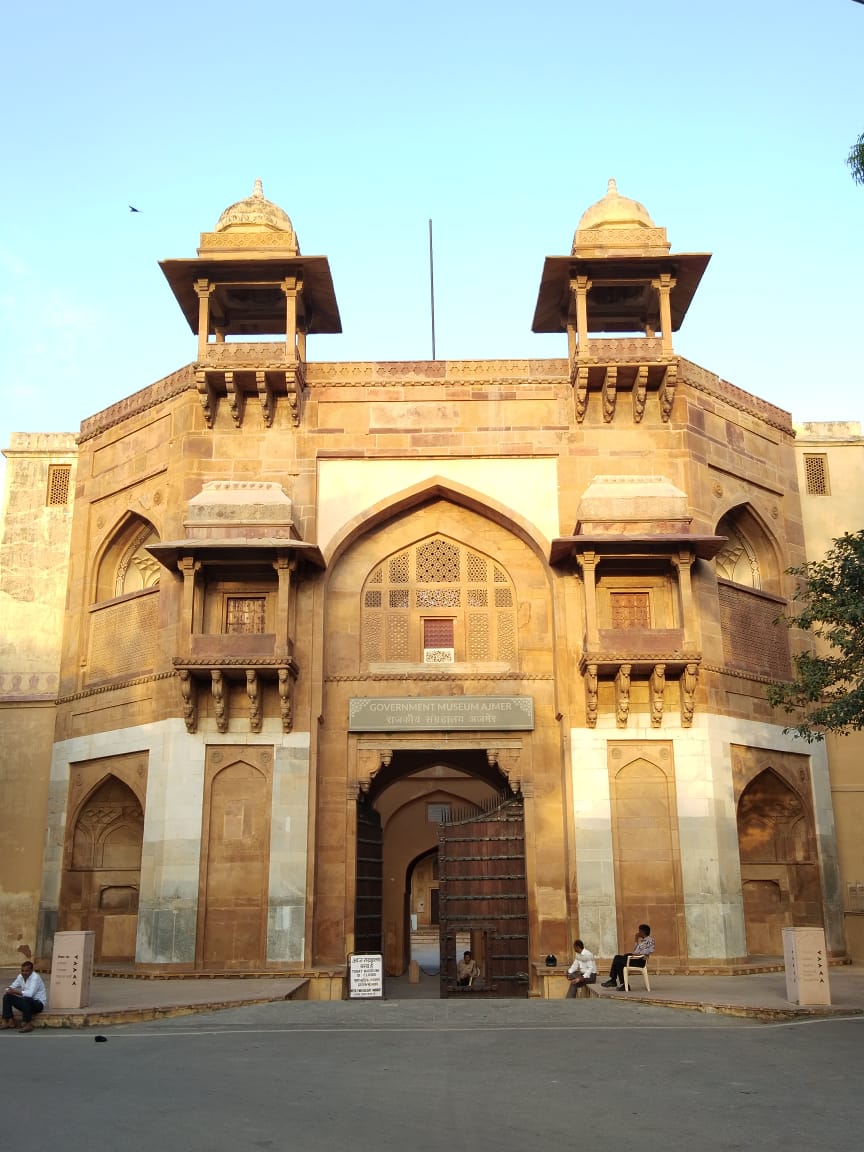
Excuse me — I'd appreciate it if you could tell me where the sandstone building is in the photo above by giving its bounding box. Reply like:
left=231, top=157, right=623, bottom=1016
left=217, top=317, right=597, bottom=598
left=0, top=180, right=852, bottom=995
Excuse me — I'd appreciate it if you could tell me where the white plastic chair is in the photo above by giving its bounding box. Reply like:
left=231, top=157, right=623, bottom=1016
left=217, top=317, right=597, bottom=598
left=622, top=956, right=651, bottom=991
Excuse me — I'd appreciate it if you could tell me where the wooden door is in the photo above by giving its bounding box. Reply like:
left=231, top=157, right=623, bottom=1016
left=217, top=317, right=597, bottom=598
left=355, top=797, right=383, bottom=954
left=438, top=796, right=528, bottom=997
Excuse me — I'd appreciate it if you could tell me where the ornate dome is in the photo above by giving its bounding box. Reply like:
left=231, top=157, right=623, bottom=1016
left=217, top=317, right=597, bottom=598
left=576, top=178, right=656, bottom=232
left=215, top=179, right=295, bottom=235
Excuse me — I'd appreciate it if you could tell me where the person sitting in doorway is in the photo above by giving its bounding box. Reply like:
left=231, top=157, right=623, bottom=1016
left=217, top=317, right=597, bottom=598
left=601, top=924, right=655, bottom=989
left=2, top=961, right=48, bottom=1032
left=565, top=939, right=597, bottom=998
left=457, top=951, right=480, bottom=987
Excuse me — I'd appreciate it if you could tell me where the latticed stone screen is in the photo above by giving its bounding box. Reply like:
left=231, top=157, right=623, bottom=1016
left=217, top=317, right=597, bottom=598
left=803, top=454, right=829, bottom=496
left=361, top=537, right=517, bottom=664
left=718, top=583, right=791, bottom=680
left=88, top=592, right=160, bottom=681
left=424, top=618, right=455, bottom=648
left=226, top=596, right=266, bottom=634
left=610, top=592, right=651, bottom=629
left=46, top=464, right=71, bottom=506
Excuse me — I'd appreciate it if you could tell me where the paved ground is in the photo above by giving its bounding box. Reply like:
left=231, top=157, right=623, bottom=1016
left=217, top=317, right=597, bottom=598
left=4, top=963, right=863, bottom=1027
left=1, top=993, right=862, bottom=1151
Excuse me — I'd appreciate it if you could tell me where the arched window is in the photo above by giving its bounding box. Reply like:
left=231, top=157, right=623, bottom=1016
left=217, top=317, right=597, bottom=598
left=95, top=514, right=160, bottom=602
left=89, top=514, right=161, bottom=682
left=715, top=506, right=790, bottom=679
left=715, top=514, right=761, bottom=589
left=361, top=536, right=517, bottom=666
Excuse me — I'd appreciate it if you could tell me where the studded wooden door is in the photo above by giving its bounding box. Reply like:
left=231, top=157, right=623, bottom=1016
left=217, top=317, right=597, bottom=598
left=438, top=796, right=528, bottom=997
left=355, top=796, right=383, bottom=955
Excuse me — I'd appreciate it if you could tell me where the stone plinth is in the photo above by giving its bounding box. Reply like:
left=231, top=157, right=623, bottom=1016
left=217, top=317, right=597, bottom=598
left=782, top=927, right=831, bottom=1006
left=49, top=931, right=94, bottom=1010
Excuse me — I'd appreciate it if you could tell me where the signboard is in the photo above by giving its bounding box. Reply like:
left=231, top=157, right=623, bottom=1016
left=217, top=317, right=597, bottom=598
left=782, top=926, right=831, bottom=1006
left=49, top=930, right=95, bottom=1010
left=348, top=952, right=384, bottom=999
left=349, top=696, right=534, bottom=732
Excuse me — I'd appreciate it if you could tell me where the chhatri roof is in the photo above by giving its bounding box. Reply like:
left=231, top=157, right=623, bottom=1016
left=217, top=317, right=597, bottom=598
left=214, top=178, right=298, bottom=247
left=575, top=177, right=656, bottom=234
left=532, top=179, right=711, bottom=334
left=159, top=180, right=341, bottom=336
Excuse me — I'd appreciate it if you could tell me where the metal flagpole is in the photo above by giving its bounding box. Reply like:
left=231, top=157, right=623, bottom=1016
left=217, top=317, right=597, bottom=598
left=429, top=219, right=436, bottom=361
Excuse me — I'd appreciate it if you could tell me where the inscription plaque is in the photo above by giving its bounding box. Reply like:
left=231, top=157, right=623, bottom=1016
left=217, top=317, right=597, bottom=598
left=349, top=695, right=534, bottom=732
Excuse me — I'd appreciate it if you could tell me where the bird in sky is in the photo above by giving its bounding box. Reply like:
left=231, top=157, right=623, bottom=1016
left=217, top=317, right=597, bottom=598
left=129, top=205, right=141, bottom=213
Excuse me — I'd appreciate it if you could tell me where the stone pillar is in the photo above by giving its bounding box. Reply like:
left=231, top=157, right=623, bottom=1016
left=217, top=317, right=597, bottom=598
left=652, top=273, right=677, bottom=356
left=273, top=554, right=294, bottom=662
left=576, top=552, right=599, bottom=653
left=671, top=551, right=697, bottom=652
left=194, top=279, right=216, bottom=361
left=570, top=276, right=592, bottom=359
left=281, top=277, right=301, bottom=361
left=177, top=557, right=201, bottom=656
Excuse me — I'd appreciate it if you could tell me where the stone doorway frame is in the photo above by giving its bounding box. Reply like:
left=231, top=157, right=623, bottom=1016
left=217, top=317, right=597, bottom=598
left=350, top=734, right=527, bottom=977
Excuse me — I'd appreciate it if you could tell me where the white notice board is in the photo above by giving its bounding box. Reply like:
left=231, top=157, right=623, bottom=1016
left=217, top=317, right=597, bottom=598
left=348, top=952, right=384, bottom=999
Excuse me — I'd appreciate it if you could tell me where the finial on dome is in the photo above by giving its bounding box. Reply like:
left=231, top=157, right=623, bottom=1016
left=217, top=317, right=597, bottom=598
left=607, top=177, right=618, bottom=195
left=253, top=178, right=264, bottom=198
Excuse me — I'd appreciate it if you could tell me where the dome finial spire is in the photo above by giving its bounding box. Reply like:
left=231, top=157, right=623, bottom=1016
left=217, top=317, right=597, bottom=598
left=253, top=178, right=264, bottom=198
left=607, top=177, right=618, bottom=195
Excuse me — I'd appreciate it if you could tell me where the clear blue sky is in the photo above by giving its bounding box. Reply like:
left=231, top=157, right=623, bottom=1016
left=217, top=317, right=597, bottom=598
left=2, top=0, right=863, bottom=468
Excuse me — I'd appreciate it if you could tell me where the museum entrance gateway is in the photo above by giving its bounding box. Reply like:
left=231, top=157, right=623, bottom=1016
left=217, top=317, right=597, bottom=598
left=353, top=745, right=527, bottom=996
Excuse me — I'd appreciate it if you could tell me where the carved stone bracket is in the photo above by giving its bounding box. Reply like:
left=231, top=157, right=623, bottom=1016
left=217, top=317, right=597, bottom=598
left=256, top=370, right=274, bottom=428
left=225, top=370, right=244, bottom=428
left=357, top=748, right=393, bottom=792
left=602, top=365, right=618, bottom=423
left=615, top=663, right=631, bottom=728
left=285, top=363, right=306, bottom=428
left=246, top=669, right=262, bottom=733
left=487, top=747, right=522, bottom=791
left=277, top=666, right=296, bottom=734
left=584, top=663, right=598, bottom=729
left=649, top=663, right=666, bottom=728
left=680, top=661, right=699, bottom=727
left=211, top=669, right=228, bottom=733
left=178, top=669, right=197, bottom=733
left=573, top=364, right=589, bottom=422
left=632, top=364, right=648, bottom=423
left=659, top=362, right=678, bottom=422
left=195, top=369, right=216, bottom=428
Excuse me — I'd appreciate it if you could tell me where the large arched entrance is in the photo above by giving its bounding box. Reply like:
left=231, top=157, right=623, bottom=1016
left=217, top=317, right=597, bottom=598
left=59, top=775, right=144, bottom=961
left=316, top=490, right=568, bottom=992
left=737, top=767, right=824, bottom=956
left=355, top=748, right=518, bottom=992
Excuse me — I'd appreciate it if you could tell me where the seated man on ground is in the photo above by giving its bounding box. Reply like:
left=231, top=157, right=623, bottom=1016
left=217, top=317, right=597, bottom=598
left=601, top=924, right=655, bottom=989
left=2, top=961, right=48, bottom=1032
left=565, top=939, right=597, bottom=998
left=456, top=951, right=480, bottom=987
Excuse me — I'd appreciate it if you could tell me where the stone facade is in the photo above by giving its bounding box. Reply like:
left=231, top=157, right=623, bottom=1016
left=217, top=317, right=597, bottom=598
left=0, top=181, right=853, bottom=992
left=794, top=422, right=864, bottom=962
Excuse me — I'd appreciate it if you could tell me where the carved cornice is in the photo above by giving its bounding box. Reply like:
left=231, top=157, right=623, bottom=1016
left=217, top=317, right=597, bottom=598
left=78, top=366, right=196, bottom=443
left=306, top=359, right=568, bottom=388
left=324, top=673, right=553, bottom=682
left=700, top=662, right=790, bottom=687
left=175, top=657, right=299, bottom=671
left=679, top=358, right=793, bottom=434
left=57, top=670, right=175, bottom=705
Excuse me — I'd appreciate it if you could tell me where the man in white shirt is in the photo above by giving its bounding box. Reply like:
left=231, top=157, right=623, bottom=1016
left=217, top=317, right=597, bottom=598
left=565, top=939, right=597, bottom=998
left=2, top=961, right=48, bottom=1032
